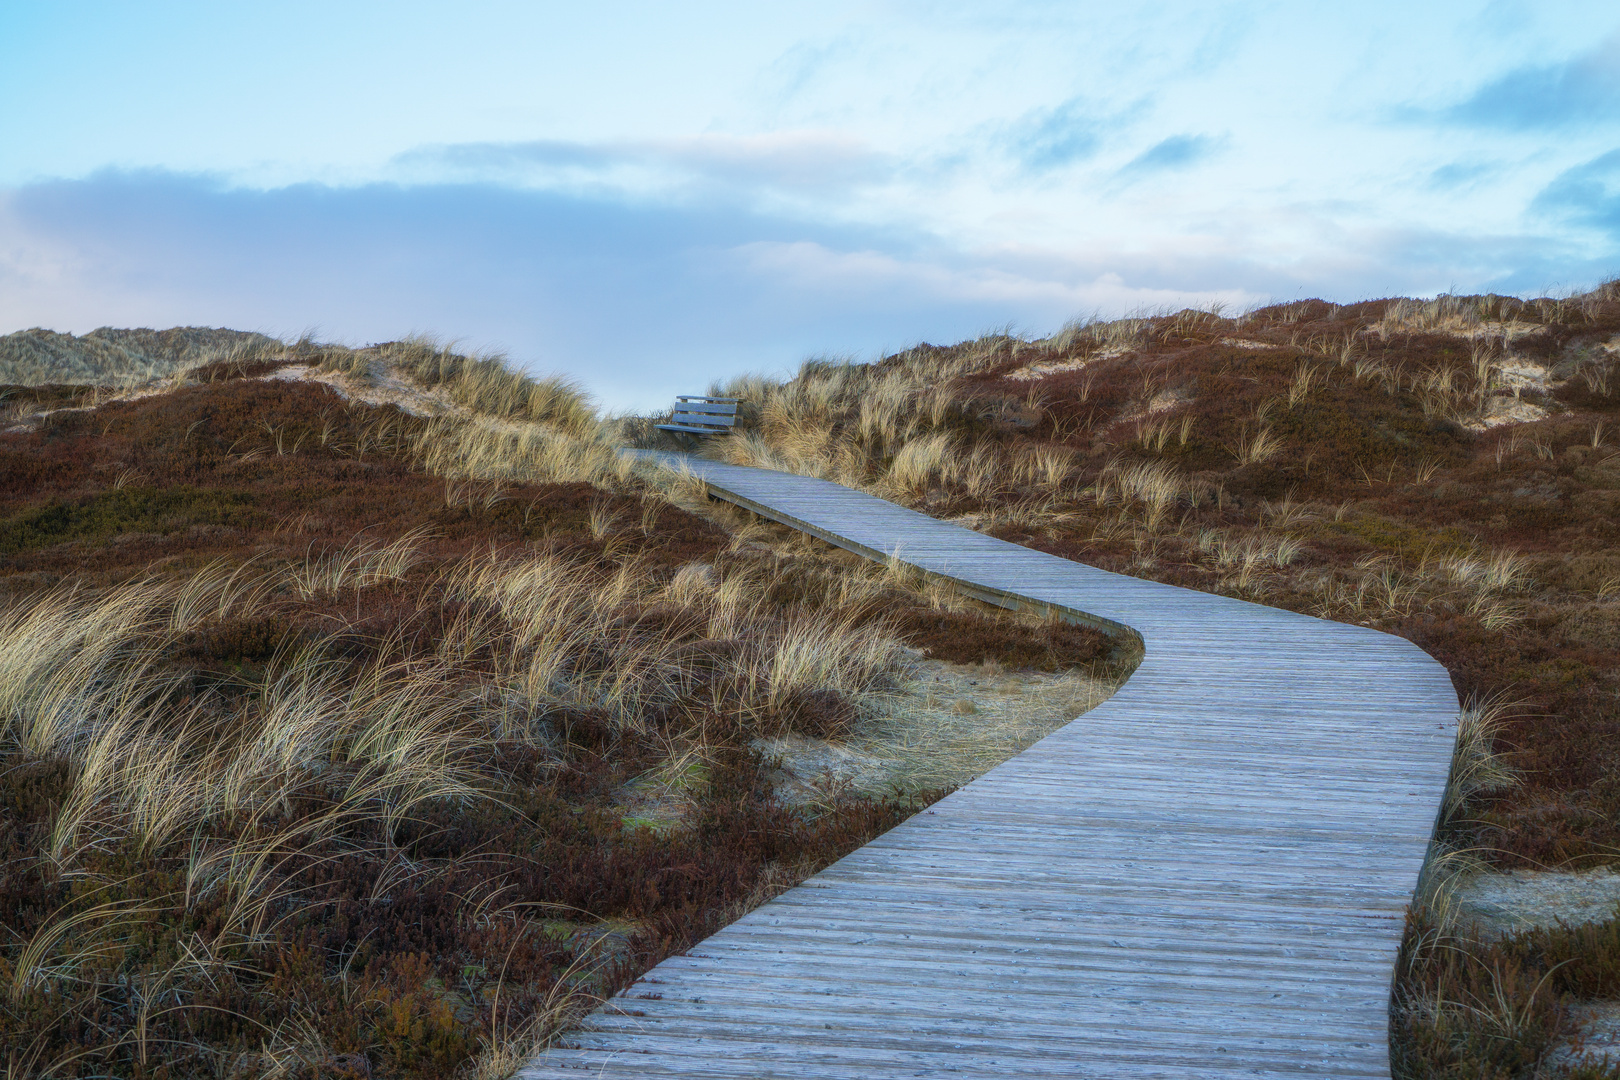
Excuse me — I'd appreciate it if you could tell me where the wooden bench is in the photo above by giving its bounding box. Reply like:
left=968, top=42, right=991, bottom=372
left=656, top=396, right=739, bottom=446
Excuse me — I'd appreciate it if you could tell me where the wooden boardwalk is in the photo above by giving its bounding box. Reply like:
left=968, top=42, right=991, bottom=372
left=519, top=455, right=1458, bottom=1079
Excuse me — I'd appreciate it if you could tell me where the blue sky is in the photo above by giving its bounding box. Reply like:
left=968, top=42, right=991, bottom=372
left=2, top=1, right=1618, bottom=409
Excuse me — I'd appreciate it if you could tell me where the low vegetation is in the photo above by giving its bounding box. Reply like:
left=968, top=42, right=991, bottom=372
left=0, top=327, right=281, bottom=387
left=0, top=343, right=1118, bottom=1078
left=14, top=281, right=1613, bottom=1076
left=660, top=282, right=1620, bottom=1078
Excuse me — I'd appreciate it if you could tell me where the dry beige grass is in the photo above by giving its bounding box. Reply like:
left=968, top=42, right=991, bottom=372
left=146, top=298, right=1608, bottom=1078
left=287, top=527, right=431, bottom=598
left=316, top=334, right=597, bottom=435
left=0, top=500, right=1123, bottom=1070
left=0, top=328, right=1143, bottom=1076
left=0, top=541, right=920, bottom=1040
left=0, top=327, right=282, bottom=387
left=705, top=346, right=1029, bottom=498
left=698, top=313, right=1559, bottom=642
left=410, top=414, right=638, bottom=491
left=651, top=507, right=1128, bottom=805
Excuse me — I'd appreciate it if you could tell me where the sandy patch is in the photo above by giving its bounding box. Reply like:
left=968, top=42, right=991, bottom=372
left=262, top=361, right=462, bottom=418
left=1495, top=358, right=1554, bottom=396
left=0, top=400, right=42, bottom=433
left=1459, top=359, right=1557, bottom=429
left=1004, top=357, right=1091, bottom=382
left=614, top=649, right=1116, bottom=827
left=1132, top=385, right=1195, bottom=419
left=1219, top=337, right=1284, bottom=350
left=1435, top=864, right=1620, bottom=1067
left=608, top=655, right=1114, bottom=831
left=1098, top=385, right=1195, bottom=435
left=1472, top=395, right=1551, bottom=430
left=1452, top=866, right=1620, bottom=939
left=1004, top=346, right=1133, bottom=382
left=1546, top=1001, right=1620, bottom=1072
left=1375, top=316, right=1547, bottom=346
left=760, top=654, right=1115, bottom=804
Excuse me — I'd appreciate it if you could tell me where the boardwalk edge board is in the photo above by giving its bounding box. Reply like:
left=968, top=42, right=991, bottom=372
left=520, top=452, right=1460, bottom=1079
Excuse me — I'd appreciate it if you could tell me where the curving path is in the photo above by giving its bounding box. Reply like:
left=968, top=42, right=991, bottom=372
left=520, top=455, right=1458, bottom=1079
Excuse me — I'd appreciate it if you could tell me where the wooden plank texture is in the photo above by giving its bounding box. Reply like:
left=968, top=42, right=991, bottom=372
left=668, top=412, right=737, bottom=427
left=519, top=454, right=1457, bottom=1079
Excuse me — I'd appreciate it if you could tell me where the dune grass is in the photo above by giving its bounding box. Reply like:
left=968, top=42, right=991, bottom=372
left=670, top=281, right=1620, bottom=1079
left=0, top=327, right=282, bottom=387
left=15, top=292, right=1616, bottom=1074
left=0, top=354, right=1123, bottom=1078
left=0, top=547, right=933, bottom=1077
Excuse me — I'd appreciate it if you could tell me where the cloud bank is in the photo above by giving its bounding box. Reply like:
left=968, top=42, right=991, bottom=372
left=0, top=162, right=1612, bottom=411
left=0, top=171, right=1252, bottom=409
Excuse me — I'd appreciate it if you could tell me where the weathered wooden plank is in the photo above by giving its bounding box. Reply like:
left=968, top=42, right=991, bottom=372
left=670, top=412, right=738, bottom=426
left=519, top=453, right=1458, bottom=1079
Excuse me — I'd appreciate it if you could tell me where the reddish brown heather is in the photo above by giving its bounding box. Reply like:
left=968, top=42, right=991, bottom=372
left=716, top=289, right=1620, bottom=864
left=693, top=285, right=1620, bottom=1079
left=0, top=369, right=1115, bottom=1079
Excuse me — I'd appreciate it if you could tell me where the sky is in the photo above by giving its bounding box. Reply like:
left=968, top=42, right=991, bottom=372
left=2, top=1, right=1618, bottom=410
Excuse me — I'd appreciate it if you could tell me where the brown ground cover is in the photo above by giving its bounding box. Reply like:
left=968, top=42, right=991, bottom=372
left=700, top=283, right=1620, bottom=1077
left=0, top=366, right=1115, bottom=1079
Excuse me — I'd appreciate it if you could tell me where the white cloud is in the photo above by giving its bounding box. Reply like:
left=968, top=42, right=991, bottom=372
left=730, top=239, right=1257, bottom=315
left=394, top=131, right=892, bottom=205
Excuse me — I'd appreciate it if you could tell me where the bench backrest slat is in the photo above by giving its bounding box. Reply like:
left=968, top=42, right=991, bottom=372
left=669, top=413, right=736, bottom=428
left=673, top=401, right=738, bottom=417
